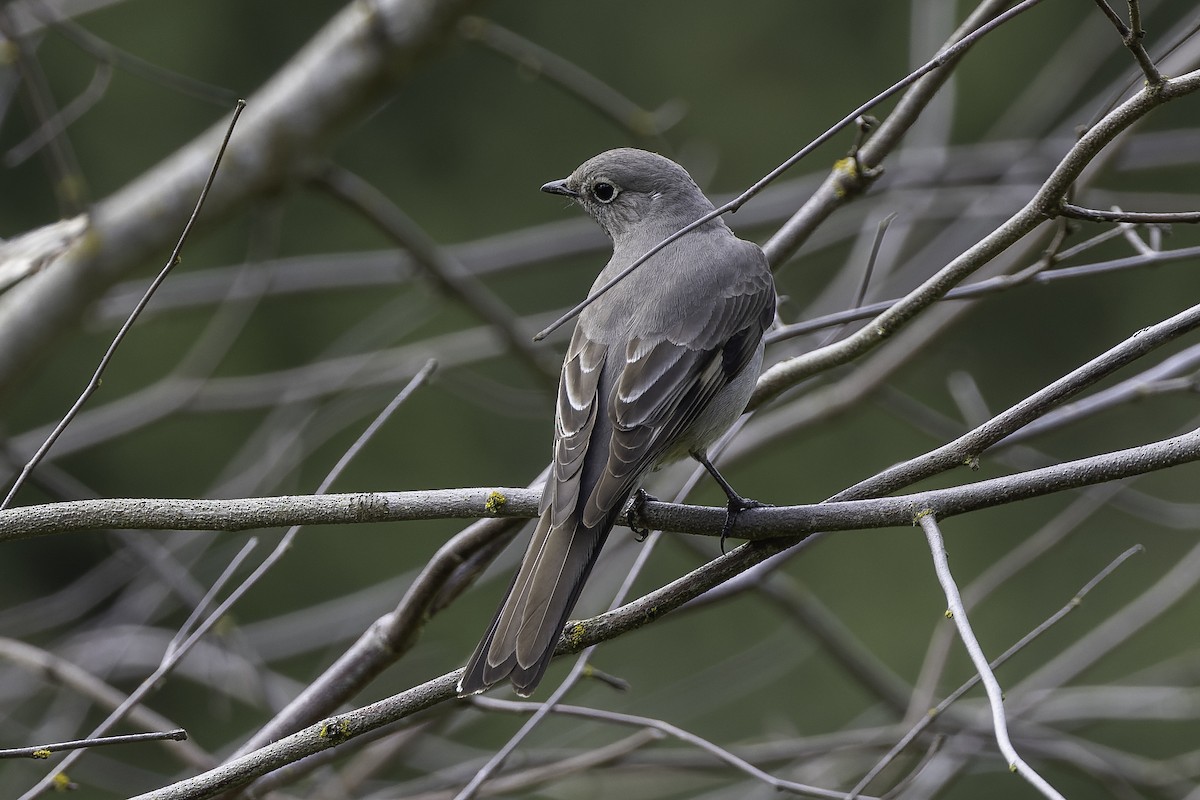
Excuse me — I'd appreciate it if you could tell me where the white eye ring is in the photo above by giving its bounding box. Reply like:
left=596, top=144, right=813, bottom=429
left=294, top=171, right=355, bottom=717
left=592, top=181, right=617, bottom=203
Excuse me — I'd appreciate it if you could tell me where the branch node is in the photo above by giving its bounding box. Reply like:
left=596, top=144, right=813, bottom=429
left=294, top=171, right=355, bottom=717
left=1091, top=0, right=1164, bottom=86
left=317, top=717, right=351, bottom=745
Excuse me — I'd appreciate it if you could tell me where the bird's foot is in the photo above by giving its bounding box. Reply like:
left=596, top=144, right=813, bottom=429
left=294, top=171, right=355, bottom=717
left=690, top=450, right=771, bottom=554
left=625, top=488, right=658, bottom=542
left=720, top=495, right=773, bottom=554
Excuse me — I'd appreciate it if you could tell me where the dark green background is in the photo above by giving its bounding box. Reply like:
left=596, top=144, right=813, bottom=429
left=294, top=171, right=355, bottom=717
left=2, top=1, right=1199, bottom=797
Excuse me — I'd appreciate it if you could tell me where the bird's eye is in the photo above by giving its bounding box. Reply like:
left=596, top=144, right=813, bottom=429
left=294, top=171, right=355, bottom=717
left=592, top=182, right=617, bottom=203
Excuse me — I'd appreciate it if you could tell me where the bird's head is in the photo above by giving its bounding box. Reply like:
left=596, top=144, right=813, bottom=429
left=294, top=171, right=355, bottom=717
left=541, top=148, right=714, bottom=239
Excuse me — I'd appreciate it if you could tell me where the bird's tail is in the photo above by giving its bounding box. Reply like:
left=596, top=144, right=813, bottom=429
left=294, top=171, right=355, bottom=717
left=457, top=506, right=617, bottom=696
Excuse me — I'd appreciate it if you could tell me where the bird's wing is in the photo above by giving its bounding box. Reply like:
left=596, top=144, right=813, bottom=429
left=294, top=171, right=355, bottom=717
left=485, top=329, right=608, bottom=661
left=460, top=247, right=773, bottom=696
left=583, top=254, right=775, bottom=526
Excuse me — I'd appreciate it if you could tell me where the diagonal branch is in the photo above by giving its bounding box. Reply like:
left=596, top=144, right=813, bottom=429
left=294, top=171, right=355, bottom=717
left=1, top=99, right=246, bottom=511
left=751, top=67, right=1200, bottom=410
left=112, top=423, right=1200, bottom=798
left=833, top=297, right=1200, bottom=500
left=917, top=513, right=1064, bottom=799
left=458, top=16, right=683, bottom=139
left=532, top=0, right=1052, bottom=342
left=311, top=164, right=560, bottom=388
left=0, top=0, right=484, bottom=399
left=1091, top=0, right=1164, bottom=85
left=471, top=697, right=863, bottom=800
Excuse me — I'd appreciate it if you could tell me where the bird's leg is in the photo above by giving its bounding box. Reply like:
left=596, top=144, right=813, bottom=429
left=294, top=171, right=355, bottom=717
left=691, top=450, right=770, bottom=554
left=624, top=488, right=658, bottom=542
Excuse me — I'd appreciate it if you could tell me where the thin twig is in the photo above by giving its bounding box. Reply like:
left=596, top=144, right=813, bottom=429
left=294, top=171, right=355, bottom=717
left=15, top=361, right=436, bottom=800
left=312, top=164, right=559, bottom=388
left=850, top=545, right=1143, bottom=798
left=119, top=447, right=1200, bottom=800
left=0, top=7, right=87, bottom=212
left=1011, top=538, right=1200, bottom=707
left=0, top=637, right=213, bottom=768
left=751, top=67, right=1200, bottom=411
left=904, top=478, right=1133, bottom=728
left=471, top=697, right=875, bottom=800
left=450, top=448, right=717, bottom=800
left=458, top=16, right=682, bottom=138
left=917, top=513, right=1065, bottom=800
left=451, top=653, right=585, bottom=800
left=767, top=240, right=1200, bottom=344
left=226, top=516, right=528, bottom=764
left=817, top=212, right=896, bottom=348
left=1091, top=0, right=1164, bottom=85
left=0, top=729, right=187, bottom=760
left=532, top=0, right=1051, bottom=341
left=4, top=62, right=113, bottom=167
left=831, top=297, right=1200, bottom=500
left=163, top=538, right=258, bottom=661
left=23, top=0, right=240, bottom=106
left=0, top=98, right=247, bottom=511
left=1058, top=201, right=1200, bottom=223
left=1111, top=207, right=1160, bottom=255
left=397, top=729, right=664, bottom=800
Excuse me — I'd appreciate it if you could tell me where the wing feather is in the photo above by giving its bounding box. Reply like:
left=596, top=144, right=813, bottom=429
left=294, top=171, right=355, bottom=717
left=461, top=239, right=775, bottom=696
left=586, top=249, right=775, bottom=528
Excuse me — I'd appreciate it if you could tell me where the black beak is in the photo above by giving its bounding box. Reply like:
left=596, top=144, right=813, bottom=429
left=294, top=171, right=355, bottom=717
left=540, top=178, right=578, bottom=198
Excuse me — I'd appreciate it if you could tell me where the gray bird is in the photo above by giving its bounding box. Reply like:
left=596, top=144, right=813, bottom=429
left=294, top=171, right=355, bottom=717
left=458, top=148, right=776, bottom=697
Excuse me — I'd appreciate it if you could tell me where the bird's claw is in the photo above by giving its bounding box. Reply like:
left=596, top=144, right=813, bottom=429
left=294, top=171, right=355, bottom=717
left=719, top=496, right=773, bottom=554
left=626, top=488, right=658, bottom=542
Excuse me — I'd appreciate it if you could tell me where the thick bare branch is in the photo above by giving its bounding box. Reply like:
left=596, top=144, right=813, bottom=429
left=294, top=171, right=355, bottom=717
left=0, top=0, right=482, bottom=397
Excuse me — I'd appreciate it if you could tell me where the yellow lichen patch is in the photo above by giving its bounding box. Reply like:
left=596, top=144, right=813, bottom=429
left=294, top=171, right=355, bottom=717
left=319, top=718, right=351, bottom=744
left=565, top=622, right=587, bottom=647
left=832, top=157, right=858, bottom=197
left=485, top=490, right=507, bottom=515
